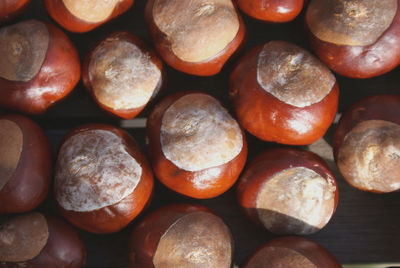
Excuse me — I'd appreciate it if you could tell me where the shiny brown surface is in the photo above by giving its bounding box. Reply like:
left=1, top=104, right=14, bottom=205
left=55, top=124, right=154, bottom=233
left=0, top=114, right=52, bottom=214
left=237, top=0, right=304, bottom=22
left=147, top=91, right=247, bottom=199
left=0, top=0, right=30, bottom=23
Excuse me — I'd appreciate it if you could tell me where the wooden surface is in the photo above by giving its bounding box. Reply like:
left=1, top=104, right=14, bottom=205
left=1, top=1, right=400, bottom=267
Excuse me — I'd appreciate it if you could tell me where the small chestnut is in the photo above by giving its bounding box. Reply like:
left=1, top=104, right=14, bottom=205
left=147, top=91, right=247, bottom=199
left=334, top=94, right=400, bottom=193
left=0, top=114, right=52, bottom=214
left=236, top=0, right=304, bottom=23
left=305, top=0, right=400, bottom=78
left=43, top=0, right=134, bottom=33
left=229, top=41, right=339, bottom=145
left=145, top=0, right=246, bottom=76
left=237, top=148, right=338, bottom=235
left=54, top=124, right=154, bottom=233
left=82, top=31, right=165, bottom=119
left=0, top=0, right=30, bottom=23
left=0, top=212, right=86, bottom=267
left=129, top=204, right=234, bottom=268
left=0, top=19, right=80, bottom=115
left=242, top=236, right=341, bottom=268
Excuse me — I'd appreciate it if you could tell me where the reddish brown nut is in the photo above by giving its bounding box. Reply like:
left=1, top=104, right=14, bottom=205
left=54, top=124, right=154, bottom=233
left=82, top=31, right=165, bottom=119
left=147, top=91, right=247, bottom=199
left=230, top=41, right=338, bottom=145
left=334, top=95, right=400, bottom=193
left=0, top=20, right=80, bottom=115
left=0, top=0, right=30, bottom=23
left=243, top=236, right=341, bottom=268
left=0, top=114, right=52, bottom=214
left=145, top=0, right=246, bottom=76
left=305, top=0, right=400, bottom=78
left=236, top=0, right=304, bottom=23
left=0, top=212, right=87, bottom=268
left=129, top=204, right=234, bottom=268
left=43, top=0, right=134, bottom=33
left=237, top=148, right=338, bottom=235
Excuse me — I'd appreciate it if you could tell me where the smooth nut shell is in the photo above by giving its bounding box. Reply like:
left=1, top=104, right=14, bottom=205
left=0, top=0, right=31, bottom=23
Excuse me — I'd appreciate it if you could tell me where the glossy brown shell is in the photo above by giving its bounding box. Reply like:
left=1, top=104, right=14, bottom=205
left=0, top=21, right=80, bottom=115
left=43, top=0, right=134, bottom=33
left=0, top=0, right=31, bottom=23
left=0, top=114, right=52, bottom=214
left=82, top=31, right=165, bottom=119
left=242, top=236, right=341, bottom=268
left=146, top=91, right=248, bottom=199
left=55, top=124, right=154, bottom=234
left=306, top=0, right=400, bottom=79
left=129, top=204, right=233, bottom=268
left=229, top=44, right=339, bottom=145
left=237, top=0, right=304, bottom=23
left=144, top=0, right=246, bottom=76
left=237, top=148, right=338, bottom=232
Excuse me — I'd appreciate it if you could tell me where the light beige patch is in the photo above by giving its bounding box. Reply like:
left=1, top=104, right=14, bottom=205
left=160, top=93, right=243, bottom=172
left=0, top=20, right=49, bottom=82
left=55, top=129, right=142, bottom=212
left=256, top=167, right=336, bottom=235
left=338, top=120, right=400, bottom=192
left=63, top=0, right=121, bottom=23
left=257, top=41, right=335, bottom=108
left=153, top=211, right=232, bottom=268
left=153, top=0, right=239, bottom=62
left=0, top=213, right=49, bottom=262
left=306, top=0, right=397, bottom=46
left=89, top=36, right=161, bottom=110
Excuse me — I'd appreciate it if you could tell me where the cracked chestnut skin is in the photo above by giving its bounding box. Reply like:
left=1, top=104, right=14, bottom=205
left=333, top=94, right=400, bottom=193
left=43, top=0, right=134, bottom=33
left=306, top=0, right=400, bottom=79
left=146, top=91, right=248, bottom=199
left=0, top=213, right=87, bottom=268
left=129, top=204, right=234, bottom=268
left=242, top=236, right=341, bottom=268
left=0, top=114, right=52, bottom=214
left=0, top=0, right=30, bottom=23
left=144, top=0, right=246, bottom=76
left=236, top=0, right=304, bottom=23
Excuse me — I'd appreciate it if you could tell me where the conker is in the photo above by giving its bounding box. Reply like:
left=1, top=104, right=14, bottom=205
left=145, top=0, right=246, bottom=76
left=147, top=91, right=247, bottom=199
left=83, top=31, right=165, bottom=119
left=0, top=114, right=52, bottom=214
left=237, top=148, right=338, bottom=235
left=0, top=19, right=80, bottom=114
left=54, top=124, right=154, bottom=233
left=305, top=0, right=400, bottom=78
left=129, top=204, right=234, bottom=268
left=43, top=0, right=134, bottom=33
left=334, top=94, right=400, bottom=193
left=242, top=236, right=341, bottom=268
left=229, top=41, right=339, bottom=145
left=236, top=0, right=304, bottom=23
left=0, top=212, right=86, bottom=268
left=0, top=0, right=30, bottom=23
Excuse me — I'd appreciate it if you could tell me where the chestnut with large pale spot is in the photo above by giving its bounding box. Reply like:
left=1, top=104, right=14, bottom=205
left=0, top=0, right=30, bottom=23
left=145, top=0, right=246, bottom=76
left=334, top=94, right=400, bottom=193
left=230, top=41, right=338, bottom=145
left=43, top=0, right=133, bottom=33
left=236, top=0, right=304, bottom=23
left=242, top=236, right=341, bottom=268
left=306, top=0, right=400, bottom=78
left=0, top=114, right=52, bottom=214
left=237, top=148, right=338, bottom=235
left=54, top=124, right=153, bottom=233
left=83, top=31, right=165, bottom=119
left=147, top=91, right=247, bottom=199
left=0, top=212, right=86, bottom=267
left=0, top=20, right=80, bottom=115
left=129, top=204, right=233, bottom=268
